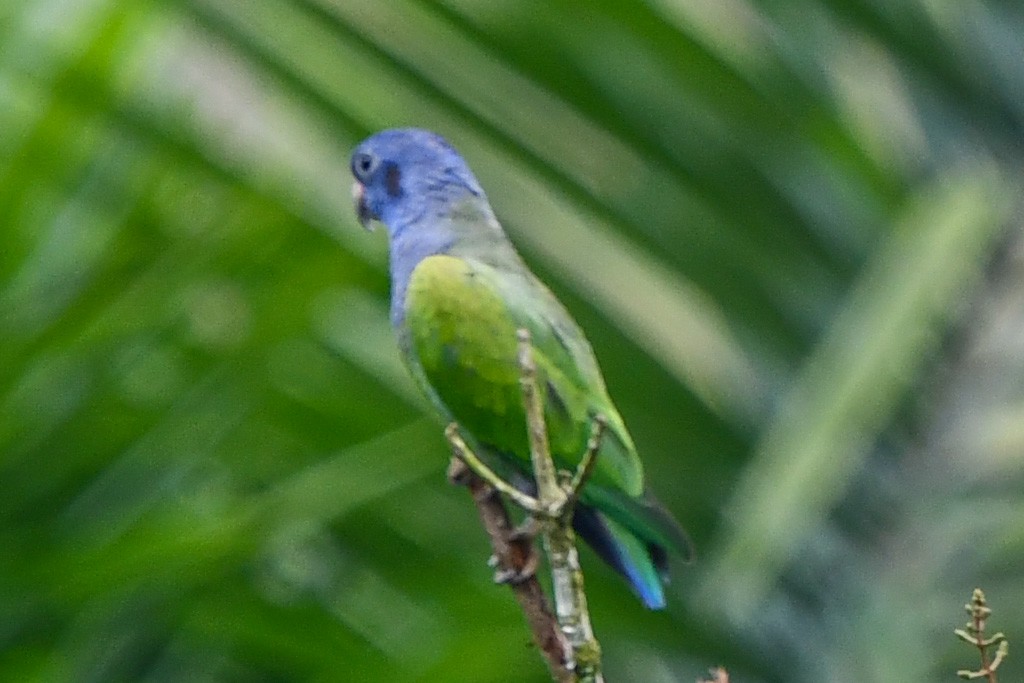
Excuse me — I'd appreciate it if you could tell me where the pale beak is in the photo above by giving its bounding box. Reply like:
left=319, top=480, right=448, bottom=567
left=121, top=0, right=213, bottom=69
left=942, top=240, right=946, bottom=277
left=352, top=181, right=376, bottom=230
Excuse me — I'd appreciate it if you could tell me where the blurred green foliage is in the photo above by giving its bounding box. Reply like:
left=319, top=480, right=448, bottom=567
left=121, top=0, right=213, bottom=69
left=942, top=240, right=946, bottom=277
left=2, top=0, right=1023, bottom=681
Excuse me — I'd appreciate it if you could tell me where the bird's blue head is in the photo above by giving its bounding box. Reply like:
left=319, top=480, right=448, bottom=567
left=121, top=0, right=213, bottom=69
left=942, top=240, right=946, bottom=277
left=350, top=128, right=486, bottom=235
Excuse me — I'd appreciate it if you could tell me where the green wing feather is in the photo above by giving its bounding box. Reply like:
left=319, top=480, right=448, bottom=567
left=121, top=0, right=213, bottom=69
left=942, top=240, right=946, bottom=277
left=403, top=253, right=690, bottom=557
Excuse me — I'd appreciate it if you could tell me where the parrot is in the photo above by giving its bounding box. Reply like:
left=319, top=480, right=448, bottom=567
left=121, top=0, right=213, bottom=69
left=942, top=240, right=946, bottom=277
left=350, top=128, right=691, bottom=609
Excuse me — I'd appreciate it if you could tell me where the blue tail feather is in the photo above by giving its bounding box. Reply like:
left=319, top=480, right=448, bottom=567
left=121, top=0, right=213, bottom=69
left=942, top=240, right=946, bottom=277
left=573, top=505, right=667, bottom=609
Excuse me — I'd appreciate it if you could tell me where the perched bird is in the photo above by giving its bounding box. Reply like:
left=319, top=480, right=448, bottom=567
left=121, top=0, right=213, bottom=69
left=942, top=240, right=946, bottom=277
left=350, top=128, right=691, bottom=609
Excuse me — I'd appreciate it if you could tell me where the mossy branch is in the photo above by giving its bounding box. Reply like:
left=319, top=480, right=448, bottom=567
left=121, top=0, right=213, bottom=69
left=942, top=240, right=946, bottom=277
left=445, top=328, right=605, bottom=683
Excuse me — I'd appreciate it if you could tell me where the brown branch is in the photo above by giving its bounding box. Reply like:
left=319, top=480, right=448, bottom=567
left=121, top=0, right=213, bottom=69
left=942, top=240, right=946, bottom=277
left=447, top=456, right=572, bottom=683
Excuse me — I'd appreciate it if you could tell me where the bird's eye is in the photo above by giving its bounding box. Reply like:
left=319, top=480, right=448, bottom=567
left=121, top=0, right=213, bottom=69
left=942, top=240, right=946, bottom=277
left=351, top=152, right=379, bottom=181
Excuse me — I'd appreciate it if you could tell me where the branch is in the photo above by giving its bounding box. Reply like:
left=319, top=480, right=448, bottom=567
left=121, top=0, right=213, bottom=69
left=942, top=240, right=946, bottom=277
left=517, top=329, right=603, bottom=683
left=445, top=329, right=607, bottom=683
left=446, top=456, right=572, bottom=683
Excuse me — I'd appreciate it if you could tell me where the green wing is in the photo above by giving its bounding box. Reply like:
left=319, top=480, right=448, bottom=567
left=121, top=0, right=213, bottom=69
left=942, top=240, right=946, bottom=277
left=407, top=248, right=655, bottom=493
left=404, top=253, right=691, bottom=558
left=404, top=253, right=644, bottom=501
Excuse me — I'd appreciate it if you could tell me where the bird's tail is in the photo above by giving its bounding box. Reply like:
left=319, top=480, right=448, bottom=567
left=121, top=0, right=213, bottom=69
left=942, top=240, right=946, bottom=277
left=573, top=505, right=668, bottom=609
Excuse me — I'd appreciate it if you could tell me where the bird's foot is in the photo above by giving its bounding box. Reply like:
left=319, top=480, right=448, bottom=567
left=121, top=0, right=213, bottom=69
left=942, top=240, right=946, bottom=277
left=509, top=515, right=542, bottom=542
left=492, top=549, right=539, bottom=585
left=446, top=456, right=471, bottom=485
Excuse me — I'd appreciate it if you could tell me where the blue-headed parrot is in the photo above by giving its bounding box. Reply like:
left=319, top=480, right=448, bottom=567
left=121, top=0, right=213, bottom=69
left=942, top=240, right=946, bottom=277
left=351, top=128, right=691, bottom=608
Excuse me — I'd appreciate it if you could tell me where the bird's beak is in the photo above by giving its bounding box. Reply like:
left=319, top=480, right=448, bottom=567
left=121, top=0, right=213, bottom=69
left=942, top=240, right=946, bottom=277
left=352, top=181, right=376, bottom=230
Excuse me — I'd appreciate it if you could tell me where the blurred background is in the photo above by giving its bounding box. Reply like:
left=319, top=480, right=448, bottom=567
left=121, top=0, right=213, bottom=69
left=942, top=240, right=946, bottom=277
left=2, top=0, right=1023, bottom=681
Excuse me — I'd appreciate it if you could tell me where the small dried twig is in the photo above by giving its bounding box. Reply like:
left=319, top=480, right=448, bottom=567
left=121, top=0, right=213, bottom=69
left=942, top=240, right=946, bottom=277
left=565, top=417, right=607, bottom=508
left=697, top=667, right=729, bottom=683
left=446, top=328, right=606, bottom=682
left=955, top=588, right=1008, bottom=681
left=446, top=424, right=541, bottom=513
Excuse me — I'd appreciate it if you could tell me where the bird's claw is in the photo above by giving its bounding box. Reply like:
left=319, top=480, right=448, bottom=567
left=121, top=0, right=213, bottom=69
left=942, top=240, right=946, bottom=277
left=509, top=516, right=542, bottom=542
left=492, top=549, right=539, bottom=585
left=446, top=456, right=471, bottom=485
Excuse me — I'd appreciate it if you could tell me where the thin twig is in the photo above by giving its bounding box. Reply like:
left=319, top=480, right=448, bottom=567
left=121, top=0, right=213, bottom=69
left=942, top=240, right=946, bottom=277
left=697, top=667, right=730, bottom=683
left=565, top=416, right=607, bottom=507
left=956, top=588, right=1008, bottom=681
left=517, top=329, right=604, bottom=683
left=446, top=424, right=541, bottom=513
